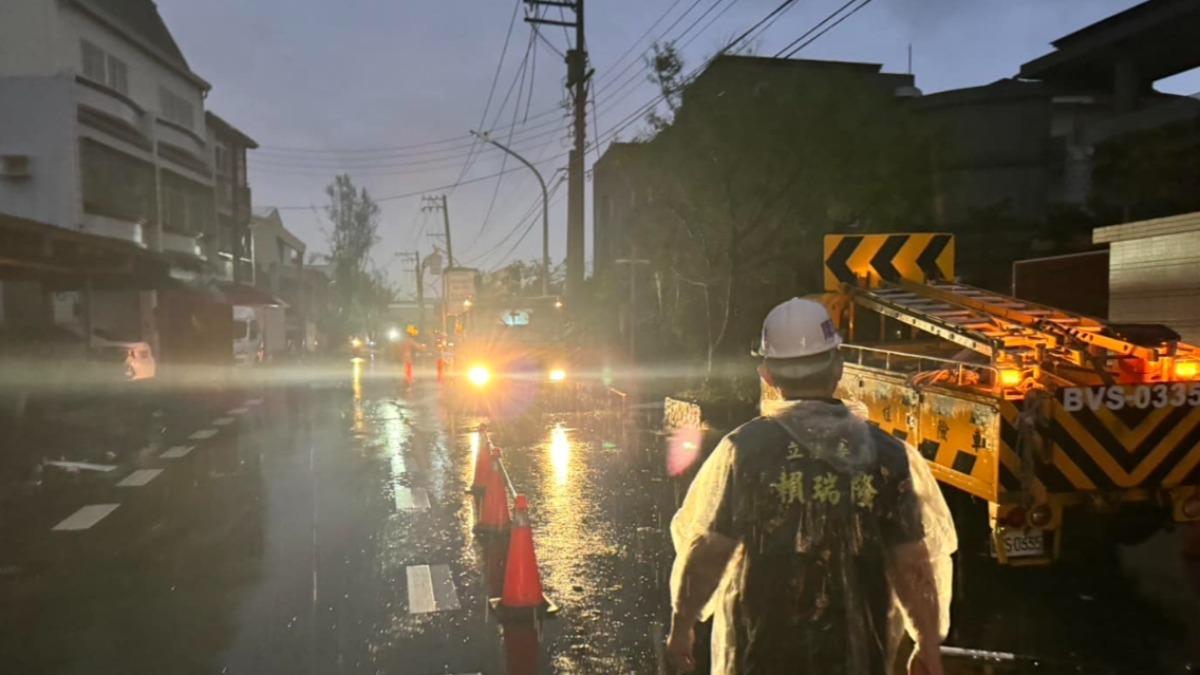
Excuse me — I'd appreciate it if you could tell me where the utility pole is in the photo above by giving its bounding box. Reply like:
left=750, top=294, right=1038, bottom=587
left=421, top=195, right=454, bottom=268
left=614, top=255, right=649, bottom=360
left=525, top=0, right=588, bottom=301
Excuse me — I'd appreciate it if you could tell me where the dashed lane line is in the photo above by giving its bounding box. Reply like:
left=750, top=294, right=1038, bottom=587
left=52, top=504, right=120, bottom=531
left=211, top=417, right=235, bottom=426
left=116, top=469, right=163, bottom=487
left=244, top=398, right=263, bottom=406
left=159, top=445, right=194, bottom=459
left=188, top=429, right=218, bottom=440
left=226, top=407, right=249, bottom=415
left=406, top=564, right=460, bottom=613
left=394, top=486, right=431, bottom=512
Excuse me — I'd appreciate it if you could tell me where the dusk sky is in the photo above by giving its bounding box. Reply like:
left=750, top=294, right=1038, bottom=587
left=159, top=0, right=1200, bottom=297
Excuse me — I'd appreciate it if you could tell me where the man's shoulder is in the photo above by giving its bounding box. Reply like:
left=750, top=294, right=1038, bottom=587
left=865, top=424, right=910, bottom=473
left=725, top=416, right=787, bottom=448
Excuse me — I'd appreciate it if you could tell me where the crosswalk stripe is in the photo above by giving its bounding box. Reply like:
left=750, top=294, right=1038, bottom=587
left=52, top=504, right=119, bottom=531
left=394, top=486, right=430, bottom=512
left=188, top=429, right=218, bottom=440
left=117, top=469, right=162, bottom=487
left=406, top=564, right=460, bottom=613
left=406, top=565, right=436, bottom=613
left=160, top=445, right=194, bottom=459
left=211, top=417, right=235, bottom=426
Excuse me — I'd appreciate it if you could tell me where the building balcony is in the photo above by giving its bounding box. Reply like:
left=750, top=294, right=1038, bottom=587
left=74, top=76, right=149, bottom=148
left=161, top=228, right=203, bottom=258
left=80, top=212, right=146, bottom=247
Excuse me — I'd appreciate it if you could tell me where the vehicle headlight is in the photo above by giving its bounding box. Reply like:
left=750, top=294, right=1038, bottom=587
left=350, top=337, right=363, bottom=348
left=548, top=368, right=566, bottom=383
left=387, top=328, right=401, bottom=342
left=467, top=365, right=491, bottom=388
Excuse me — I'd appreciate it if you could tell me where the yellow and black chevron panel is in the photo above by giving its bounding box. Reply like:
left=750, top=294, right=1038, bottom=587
left=823, top=233, right=955, bottom=291
left=1047, top=386, right=1200, bottom=490
left=998, top=386, right=1200, bottom=494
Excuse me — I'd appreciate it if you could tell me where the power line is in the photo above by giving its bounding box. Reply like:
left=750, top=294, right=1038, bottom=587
left=777, top=0, right=875, bottom=59
left=723, top=0, right=799, bottom=55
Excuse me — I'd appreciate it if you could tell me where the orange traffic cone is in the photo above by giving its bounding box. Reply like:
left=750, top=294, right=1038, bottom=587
left=489, top=495, right=559, bottom=622
left=474, top=449, right=510, bottom=536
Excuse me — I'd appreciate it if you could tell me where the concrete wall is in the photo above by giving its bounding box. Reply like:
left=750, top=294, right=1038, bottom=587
left=0, top=0, right=62, bottom=77
left=1106, top=230, right=1200, bottom=343
left=0, top=77, right=79, bottom=228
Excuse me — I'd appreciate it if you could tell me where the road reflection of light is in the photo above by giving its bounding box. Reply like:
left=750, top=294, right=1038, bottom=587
left=352, top=358, right=363, bottom=400
left=467, top=430, right=481, bottom=474
left=550, top=424, right=570, bottom=487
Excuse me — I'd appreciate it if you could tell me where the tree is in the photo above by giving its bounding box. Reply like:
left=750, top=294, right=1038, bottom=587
left=321, top=174, right=392, bottom=342
left=643, top=41, right=685, bottom=135
left=628, top=55, right=934, bottom=378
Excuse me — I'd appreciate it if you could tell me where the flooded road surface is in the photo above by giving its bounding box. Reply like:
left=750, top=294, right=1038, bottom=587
left=2, top=359, right=1199, bottom=674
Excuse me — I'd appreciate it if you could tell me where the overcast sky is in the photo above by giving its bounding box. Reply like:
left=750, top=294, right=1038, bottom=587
left=159, top=0, right=1200, bottom=297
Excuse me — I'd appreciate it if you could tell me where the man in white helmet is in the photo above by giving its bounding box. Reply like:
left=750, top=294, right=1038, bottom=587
left=666, top=298, right=944, bottom=675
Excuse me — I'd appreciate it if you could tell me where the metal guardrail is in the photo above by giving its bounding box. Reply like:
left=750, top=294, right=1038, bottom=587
left=840, top=343, right=1000, bottom=389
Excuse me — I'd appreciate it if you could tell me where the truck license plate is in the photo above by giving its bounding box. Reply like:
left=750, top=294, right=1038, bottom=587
left=989, top=529, right=1045, bottom=558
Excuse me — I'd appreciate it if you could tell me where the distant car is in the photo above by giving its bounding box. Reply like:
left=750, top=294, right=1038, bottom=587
left=87, top=328, right=156, bottom=380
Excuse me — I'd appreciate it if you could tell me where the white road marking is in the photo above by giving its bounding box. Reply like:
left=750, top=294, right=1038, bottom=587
left=160, top=445, right=194, bottom=459
left=43, top=460, right=116, bottom=473
left=226, top=407, right=249, bottom=415
left=52, top=504, right=119, bottom=531
left=244, top=398, right=263, bottom=406
left=394, top=486, right=430, bottom=512
left=211, top=417, right=235, bottom=426
left=407, top=565, right=436, bottom=613
left=116, top=469, right=163, bottom=487
left=405, top=565, right=461, bottom=613
left=189, top=429, right=218, bottom=440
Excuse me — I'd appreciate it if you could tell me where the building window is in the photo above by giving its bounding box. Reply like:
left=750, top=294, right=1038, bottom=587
left=214, top=143, right=230, bottom=177
left=106, top=54, right=128, bottom=93
left=80, top=40, right=129, bottom=95
left=159, top=88, right=194, bottom=129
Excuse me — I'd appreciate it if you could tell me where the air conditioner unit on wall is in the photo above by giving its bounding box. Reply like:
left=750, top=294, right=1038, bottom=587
left=1, top=154, right=32, bottom=178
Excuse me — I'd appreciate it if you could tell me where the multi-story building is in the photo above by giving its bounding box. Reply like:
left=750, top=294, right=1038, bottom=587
left=206, top=112, right=256, bottom=284
left=915, top=0, right=1200, bottom=228
left=250, top=207, right=308, bottom=349
left=591, top=54, right=917, bottom=284
left=0, top=0, right=255, bottom=351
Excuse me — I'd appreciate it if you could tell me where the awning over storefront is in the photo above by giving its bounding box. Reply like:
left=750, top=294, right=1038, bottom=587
left=0, top=213, right=170, bottom=290
left=216, top=282, right=287, bottom=307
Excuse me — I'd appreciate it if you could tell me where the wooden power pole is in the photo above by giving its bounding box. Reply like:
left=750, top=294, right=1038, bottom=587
left=525, top=0, right=588, bottom=300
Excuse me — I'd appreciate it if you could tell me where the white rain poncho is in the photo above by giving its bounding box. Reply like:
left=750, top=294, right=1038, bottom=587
left=670, top=398, right=956, bottom=674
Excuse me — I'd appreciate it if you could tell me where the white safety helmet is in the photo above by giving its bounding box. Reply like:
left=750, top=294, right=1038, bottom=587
left=756, top=297, right=842, bottom=359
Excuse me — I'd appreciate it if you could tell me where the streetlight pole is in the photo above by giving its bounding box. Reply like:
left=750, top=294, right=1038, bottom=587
left=470, top=130, right=550, bottom=297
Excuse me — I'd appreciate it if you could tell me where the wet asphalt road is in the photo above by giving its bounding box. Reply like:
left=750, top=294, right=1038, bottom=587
left=2, top=359, right=1199, bottom=674
left=0, top=360, right=674, bottom=675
